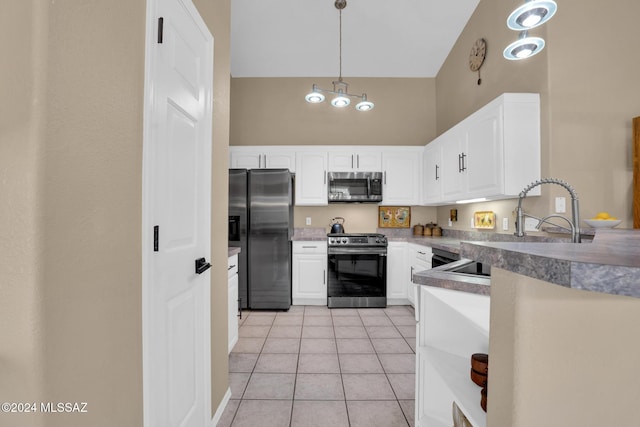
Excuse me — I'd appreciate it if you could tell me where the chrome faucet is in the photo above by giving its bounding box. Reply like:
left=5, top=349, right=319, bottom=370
left=515, top=178, right=581, bottom=243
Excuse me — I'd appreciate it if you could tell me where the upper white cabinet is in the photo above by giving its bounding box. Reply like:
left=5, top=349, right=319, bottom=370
left=229, top=147, right=296, bottom=172
left=382, top=148, right=423, bottom=205
left=328, top=150, right=382, bottom=172
left=295, top=151, right=328, bottom=206
left=424, top=93, right=541, bottom=205
left=422, top=140, right=443, bottom=204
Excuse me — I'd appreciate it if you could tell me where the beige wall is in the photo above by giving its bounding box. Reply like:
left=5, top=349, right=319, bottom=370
left=231, top=77, right=436, bottom=146
left=1, top=0, right=231, bottom=426
left=40, top=1, right=145, bottom=426
left=435, top=0, right=640, bottom=231
left=0, top=2, right=47, bottom=426
left=489, top=268, right=640, bottom=426
left=192, top=0, right=233, bottom=413
left=231, top=0, right=640, bottom=233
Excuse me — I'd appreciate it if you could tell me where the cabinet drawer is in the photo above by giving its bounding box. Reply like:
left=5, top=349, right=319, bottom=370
left=228, top=254, right=238, bottom=278
left=292, top=241, right=327, bottom=254
left=411, top=245, right=432, bottom=263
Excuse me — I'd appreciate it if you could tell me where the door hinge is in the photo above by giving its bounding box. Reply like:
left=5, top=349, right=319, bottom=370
left=153, top=225, right=159, bottom=252
left=157, top=17, right=164, bottom=44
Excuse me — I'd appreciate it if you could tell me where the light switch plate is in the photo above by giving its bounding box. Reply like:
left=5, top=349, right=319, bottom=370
left=555, top=197, right=566, bottom=213
left=470, top=217, right=475, bottom=228
left=502, top=217, right=509, bottom=231
left=306, top=217, right=312, bottom=225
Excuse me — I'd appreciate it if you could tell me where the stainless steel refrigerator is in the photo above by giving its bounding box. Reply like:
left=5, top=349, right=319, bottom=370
left=228, top=169, right=293, bottom=310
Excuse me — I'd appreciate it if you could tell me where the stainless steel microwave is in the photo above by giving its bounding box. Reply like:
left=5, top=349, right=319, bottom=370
left=327, top=171, right=383, bottom=203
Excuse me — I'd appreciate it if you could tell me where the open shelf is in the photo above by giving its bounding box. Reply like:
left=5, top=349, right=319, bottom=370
left=422, top=345, right=486, bottom=427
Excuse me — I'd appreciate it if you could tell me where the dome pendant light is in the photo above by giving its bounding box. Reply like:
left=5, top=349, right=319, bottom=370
left=304, top=0, right=374, bottom=111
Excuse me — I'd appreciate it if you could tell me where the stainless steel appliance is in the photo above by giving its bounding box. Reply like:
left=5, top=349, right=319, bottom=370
left=431, top=247, right=490, bottom=276
left=327, top=233, right=387, bottom=308
left=228, top=169, right=293, bottom=310
left=327, top=171, right=383, bottom=203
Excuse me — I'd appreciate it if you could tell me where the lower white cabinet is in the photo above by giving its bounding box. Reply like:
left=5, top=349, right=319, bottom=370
left=415, top=286, right=490, bottom=427
left=227, top=254, right=239, bottom=354
left=387, top=241, right=409, bottom=304
left=408, top=244, right=432, bottom=307
left=292, top=241, right=327, bottom=305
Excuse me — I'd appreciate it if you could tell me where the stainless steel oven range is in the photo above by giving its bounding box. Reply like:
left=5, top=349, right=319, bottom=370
left=327, top=233, right=387, bottom=308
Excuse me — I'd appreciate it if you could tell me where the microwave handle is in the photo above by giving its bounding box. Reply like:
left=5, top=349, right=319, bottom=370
left=367, top=177, right=371, bottom=197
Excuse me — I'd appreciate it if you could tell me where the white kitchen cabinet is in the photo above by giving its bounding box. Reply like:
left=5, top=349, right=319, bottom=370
left=422, top=140, right=443, bottom=205
left=292, top=241, right=327, bottom=305
left=295, top=151, right=328, bottom=206
left=382, top=148, right=422, bottom=205
left=408, top=244, right=431, bottom=307
left=229, top=147, right=296, bottom=172
left=430, top=93, right=540, bottom=204
left=386, top=241, right=409, bottom=305
left=415, top=286, right=489, bottom=427
left=227, top=254, right=239, bottom=354
left=328, top=149, right=382, bottom=172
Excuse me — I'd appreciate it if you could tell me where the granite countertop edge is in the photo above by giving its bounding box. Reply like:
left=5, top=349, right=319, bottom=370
left=412, top=266, right=491, bottom=296
left=460, top=229, right=640, bottom=298
left=228, top=247, right=241, bottom=257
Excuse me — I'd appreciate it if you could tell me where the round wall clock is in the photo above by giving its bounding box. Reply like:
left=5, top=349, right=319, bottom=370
left=469, top=38, right=487, bottom=85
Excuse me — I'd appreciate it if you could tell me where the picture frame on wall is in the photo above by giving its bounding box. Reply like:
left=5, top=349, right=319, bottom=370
left=378, top=206, right=411, bottom=228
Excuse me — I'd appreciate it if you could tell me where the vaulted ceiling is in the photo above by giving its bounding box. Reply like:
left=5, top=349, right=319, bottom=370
left=230, top=0, right=481, bottom=78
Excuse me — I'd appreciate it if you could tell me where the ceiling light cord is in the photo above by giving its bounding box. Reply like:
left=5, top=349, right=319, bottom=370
left=338, top=8, right=343, bottom=83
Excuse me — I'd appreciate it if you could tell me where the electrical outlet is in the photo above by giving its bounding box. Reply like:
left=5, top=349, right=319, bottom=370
left=502, top=217, right=509, bottom=231
left=448, top=219, right=453, bottom=227
left=555, top=196, right=566, bottom=213
left=305, top=217, right=312, bottom=225
left=524, top=217, right=539, bottom=231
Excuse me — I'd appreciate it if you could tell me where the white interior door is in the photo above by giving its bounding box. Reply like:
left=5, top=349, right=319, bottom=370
left=142, top=0, right=213, bottom=426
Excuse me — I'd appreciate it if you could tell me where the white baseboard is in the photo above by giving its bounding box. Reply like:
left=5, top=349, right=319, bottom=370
left=210, top=388, right=232, bottom=427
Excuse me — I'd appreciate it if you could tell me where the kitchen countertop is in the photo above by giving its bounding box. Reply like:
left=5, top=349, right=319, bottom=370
left=405, top=228, right=640, bottom=298
left=462, top=228, right=640, bottom=298
left=228, top=247, right=241, bottom=257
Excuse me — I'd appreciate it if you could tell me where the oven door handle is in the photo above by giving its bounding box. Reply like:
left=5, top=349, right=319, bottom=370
left=328, top=247, right=388, bottom=256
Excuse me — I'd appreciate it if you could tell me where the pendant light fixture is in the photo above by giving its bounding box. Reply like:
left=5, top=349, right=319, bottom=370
left=503, top=0, right=557, bottom=61
left=304, top=0, right=374, bottom=111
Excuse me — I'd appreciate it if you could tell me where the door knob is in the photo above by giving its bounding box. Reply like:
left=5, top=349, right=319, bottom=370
left=195, top=257, right=211, bottom=274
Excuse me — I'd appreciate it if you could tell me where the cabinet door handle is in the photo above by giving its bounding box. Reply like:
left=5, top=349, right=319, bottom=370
left=384, top=171, right=387, bottom=185
left=323, top=270, right=326, bottom=285
left=458, top=154, right=462, bottom=173
left=324, top=171, right=327, bottom=184
left=228, top=264, right=236, bottom=270
left=461, top=152, right=467, bottom=172
left=302, top=246, right=317, bottom=249
left=351, top=154, right=354, bottom=169
left=435, top=164, right=439, bottom=181
left=411, top=266, right=415, bottom=283
left=357, top=154, right=360, bottom=169
left=263, top=153, right=267, bottom=167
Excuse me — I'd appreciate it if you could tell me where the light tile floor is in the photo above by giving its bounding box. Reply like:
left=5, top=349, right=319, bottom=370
left=218, top=305, right=416, bottom=427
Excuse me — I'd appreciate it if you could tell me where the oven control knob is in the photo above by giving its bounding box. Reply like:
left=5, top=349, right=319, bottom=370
left=341, top=238, right=348, bottom=244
